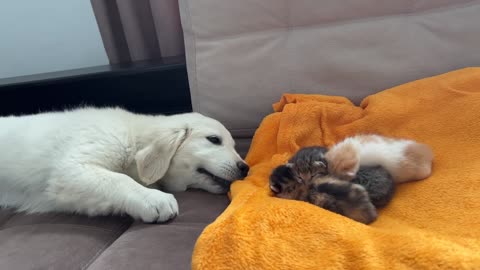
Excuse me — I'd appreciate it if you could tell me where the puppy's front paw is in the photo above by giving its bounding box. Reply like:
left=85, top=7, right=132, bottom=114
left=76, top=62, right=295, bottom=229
left=127, top=189, right=179, bottom=223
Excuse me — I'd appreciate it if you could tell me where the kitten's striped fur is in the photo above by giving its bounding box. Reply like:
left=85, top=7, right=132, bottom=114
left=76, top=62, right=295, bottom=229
left=270, top=164, right=378, bottom=224
left=269, top=134, right=432, bottom=224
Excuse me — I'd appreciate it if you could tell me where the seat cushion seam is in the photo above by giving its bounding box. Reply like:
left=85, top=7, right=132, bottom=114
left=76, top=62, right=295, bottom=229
left=81, top=222, right=132, bottom=270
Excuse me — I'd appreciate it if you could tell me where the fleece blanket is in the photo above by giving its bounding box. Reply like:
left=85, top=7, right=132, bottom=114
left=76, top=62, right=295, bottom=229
left=192, top=68, right=480, bottom=269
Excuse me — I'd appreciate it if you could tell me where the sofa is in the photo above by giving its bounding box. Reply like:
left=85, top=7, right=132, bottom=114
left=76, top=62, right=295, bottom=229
left=1, top=1, right=480, bottom=269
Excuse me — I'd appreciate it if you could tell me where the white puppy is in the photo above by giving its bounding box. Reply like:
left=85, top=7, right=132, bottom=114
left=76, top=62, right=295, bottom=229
left=0, top=107, right=248, bottom=223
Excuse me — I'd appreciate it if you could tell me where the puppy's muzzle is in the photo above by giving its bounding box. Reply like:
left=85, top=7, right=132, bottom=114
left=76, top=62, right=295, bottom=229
left=236, top=161, right=249, bottom=178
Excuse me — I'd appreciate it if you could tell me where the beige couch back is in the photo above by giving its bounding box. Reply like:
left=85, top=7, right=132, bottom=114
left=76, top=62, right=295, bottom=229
left=179, top=0, right=480, bottom=154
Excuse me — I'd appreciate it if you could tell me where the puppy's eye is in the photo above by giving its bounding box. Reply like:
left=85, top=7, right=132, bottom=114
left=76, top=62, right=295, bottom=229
left=206, top=135, right=222, bottom=145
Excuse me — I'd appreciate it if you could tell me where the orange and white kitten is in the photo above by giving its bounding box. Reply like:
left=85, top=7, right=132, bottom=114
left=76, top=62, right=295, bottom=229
left=325, top=134, right=433, bottom=184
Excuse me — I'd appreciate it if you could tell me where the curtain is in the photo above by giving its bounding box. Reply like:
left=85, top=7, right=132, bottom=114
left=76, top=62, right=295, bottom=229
left=90, top=0, right=184, bottom=64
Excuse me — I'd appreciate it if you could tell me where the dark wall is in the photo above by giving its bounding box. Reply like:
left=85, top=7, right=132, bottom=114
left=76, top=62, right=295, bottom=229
left=0, top=57, right=191, bottom=116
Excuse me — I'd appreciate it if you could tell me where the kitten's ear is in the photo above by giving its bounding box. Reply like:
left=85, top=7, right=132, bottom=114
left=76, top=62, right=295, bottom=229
left=295, top=177, right=304, bottom=184
left=135, top=128, right=189, bottom=185
left=313, top=161, right=326, bottom=168
left=270, top=184, right=281, bottom=193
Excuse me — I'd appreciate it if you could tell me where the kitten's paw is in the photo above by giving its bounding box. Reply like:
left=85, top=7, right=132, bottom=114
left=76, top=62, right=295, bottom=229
left=126, top=189, right=179, bottom=223
left=325, top=141, right=360, bottom=180
left=347, top=184, right=377, bottom=224
left=352, top=203, right=378, bottom=225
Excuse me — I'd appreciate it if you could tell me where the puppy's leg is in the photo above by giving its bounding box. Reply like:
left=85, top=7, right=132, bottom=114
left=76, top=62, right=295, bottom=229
left=47, top=165, right=178, bottom=223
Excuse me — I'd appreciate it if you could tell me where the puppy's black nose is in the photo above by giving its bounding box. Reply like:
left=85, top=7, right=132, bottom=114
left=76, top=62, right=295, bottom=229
left=237, top=161, right=249, bottom=177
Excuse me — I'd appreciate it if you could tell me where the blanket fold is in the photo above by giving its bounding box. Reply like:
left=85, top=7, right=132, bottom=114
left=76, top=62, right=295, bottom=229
left=193, top=68, right=480, bottom=270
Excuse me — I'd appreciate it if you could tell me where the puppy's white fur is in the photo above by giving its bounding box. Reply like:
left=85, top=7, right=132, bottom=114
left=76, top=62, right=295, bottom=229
left=0, top=107, right=246, bottom=223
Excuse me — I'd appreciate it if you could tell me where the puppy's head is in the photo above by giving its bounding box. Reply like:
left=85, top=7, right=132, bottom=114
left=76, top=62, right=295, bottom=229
left=159, top=113, right=249, bottom=194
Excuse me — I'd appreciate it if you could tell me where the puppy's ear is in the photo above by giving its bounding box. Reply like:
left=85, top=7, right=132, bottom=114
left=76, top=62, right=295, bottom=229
left=135, top=128, right=189, bottom=185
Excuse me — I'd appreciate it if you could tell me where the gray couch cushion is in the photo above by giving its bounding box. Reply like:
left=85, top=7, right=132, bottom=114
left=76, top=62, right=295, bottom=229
left=0, top=209, right=131, bottom=270
left=86, top=191, right=229, bottom=270
left=0, top=191, right=229, bottom=270
left=179, top=0, right=480, bottom=147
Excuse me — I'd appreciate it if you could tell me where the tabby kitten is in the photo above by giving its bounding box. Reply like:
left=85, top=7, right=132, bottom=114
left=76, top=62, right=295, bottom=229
left=284, top=146, right=395, bottom=208
left=309, top=176, right=378, bottom=224
left=286, top=146, right=329, bottom=183
left=270, top=143, right=398, bottom=224
left=270, top=133, right=432, bottom=223
left=270, top=164, right=378, bottom=224
left=353, top=166, right=395, bottom=208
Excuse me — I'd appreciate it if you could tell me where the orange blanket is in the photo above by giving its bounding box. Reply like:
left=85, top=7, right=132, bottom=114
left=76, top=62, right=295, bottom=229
left=192, top=68, right=480, bottom=269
